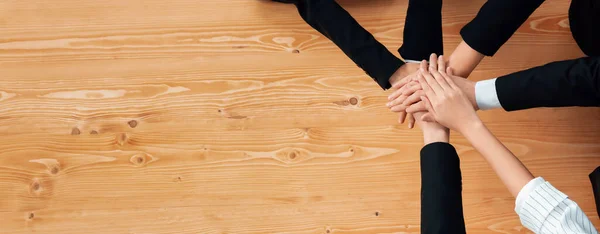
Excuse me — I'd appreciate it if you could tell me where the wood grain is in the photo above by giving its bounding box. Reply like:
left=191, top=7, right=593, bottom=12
left=0, top=0, right=598, bottom=233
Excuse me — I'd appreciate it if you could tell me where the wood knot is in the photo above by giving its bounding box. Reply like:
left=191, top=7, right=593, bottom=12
left=90, top=130, right=98, bottom=135
left=289, top=151, right=297, bottom=160
left=27, top=212, right=35, bottom=220
left=349, top=97, right=358, bottom=105
left=71, top=128, right=81, bottom=135
left=131, top=154, right=145, bottom=166
left=32, top=182, right=40, bottom=191
left=326, top=229, right=331, bottom=233
left=292, top=49, right=300, bottom=53
left=128, top=120, right=138, bottom=128
left=116, top=133, right=128, bottom=146
left=30, top=180, right=42, bottom=195
left=50, top=166, right=59, bottom=175
left=375, top=211, right=380, bottom=217
left=130, top=153, right=154, bottom=167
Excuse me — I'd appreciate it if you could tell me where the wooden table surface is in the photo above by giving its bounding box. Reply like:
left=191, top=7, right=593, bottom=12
left=0, top=0, right=599, bottom=233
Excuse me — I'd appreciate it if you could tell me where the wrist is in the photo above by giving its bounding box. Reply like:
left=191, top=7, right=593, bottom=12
left=465, top=81, right=478, bottom=110
left=389, top=65, right=409, bottom=85
left=422, top=127, right=450, bottom=145
left=389, top=63, right=419, bottom=85
left=459, top=119, right=485, bottom=139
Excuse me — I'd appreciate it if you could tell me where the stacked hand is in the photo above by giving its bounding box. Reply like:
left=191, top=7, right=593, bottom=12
left=389, top=63, right=421, bottom=128
left=386, top=54, right=481, bottom=134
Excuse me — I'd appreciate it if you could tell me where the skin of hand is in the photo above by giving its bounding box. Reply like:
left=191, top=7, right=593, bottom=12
left=387, top=54, right=478, bottom=114
left=414, top=58, right=480, bottom=134
left=413, top=111, right=449, bottom=145
left=389, top=63, right=421, bottom=128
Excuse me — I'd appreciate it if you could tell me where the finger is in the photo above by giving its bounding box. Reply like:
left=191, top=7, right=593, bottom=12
left=387, top=82, right=421, bottom=107
left=421, top=113, right=435, bottom=122
left=420, top=60, right=428, bottom=73
left=398, top=111, right=406, bottom=124
left=390, top=104, right=407, bottom=112
left=388, top=73, right=417, bottom=100
left=401, top=90, right=424, bottom=107
left=420, top=96, right=436, bottom=115
left=418, top=72, right=437, bottom=102
left=441, top=67, right=460, bottom=90
left=446, top=67, right=454, bottom=76
left=405, top=101, right=427, bottom=113
left=387, top=88, right=405, bottom=106
left=429, top=65, right=452, bottom=91
left=444, top=71, right=459, bottom=90
left=393, top=83, right=422, bottom=107
left=429, top=53, right=438, bottom=71
left=407, top=113, right=415, bottom=129
left=438, top=55, right=446, bottom=73
left=421, top=68, right=444, bottom=95
left=398, top=77, right=419, bottom=95
left=389, top=77, right=410, bottom=97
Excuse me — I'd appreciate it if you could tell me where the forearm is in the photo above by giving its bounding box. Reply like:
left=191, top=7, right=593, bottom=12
left=293, top=0, right=404, bottom=90
left=420, top=143, right=466, bottom=234
left=462, top=121, right=534, bottom=197
left=496, top=56, right=600, bottom=111
left=447, top=41, right=485, bottom=78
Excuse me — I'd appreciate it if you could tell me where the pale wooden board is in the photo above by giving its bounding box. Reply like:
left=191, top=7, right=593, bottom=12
left=0, top=0, right=599, bottom=233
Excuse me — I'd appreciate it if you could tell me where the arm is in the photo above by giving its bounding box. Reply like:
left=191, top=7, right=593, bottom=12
left=419, top=142, right=466, bottom=234
left=462, top=121, right=533, bottom=196
left=447, top=41, right=485, bottom=78
left=496, top=56, right=600, bottom=111
left=415, top=112, right=466, bottom=234
left=290, top=0, right=406, bottom=90
left=458, top=0, right=545, bottom=57
left=447, top=0, right=546, bottom=78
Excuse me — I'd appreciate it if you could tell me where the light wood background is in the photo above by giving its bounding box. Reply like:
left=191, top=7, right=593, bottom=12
left=0, top=0, right=599, bottom=233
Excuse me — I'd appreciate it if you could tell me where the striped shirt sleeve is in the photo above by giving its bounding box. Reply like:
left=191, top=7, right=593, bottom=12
left=515, top=177, right=598, bottom=234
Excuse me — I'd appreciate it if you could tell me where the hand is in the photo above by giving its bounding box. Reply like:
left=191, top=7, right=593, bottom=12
left=387, top=54, right=478, bottom=113
left=413, top=111, right=449, bottom=144
left=414, top=57, right=481, bottom=134
left=389, top=63, right=420, bottom=128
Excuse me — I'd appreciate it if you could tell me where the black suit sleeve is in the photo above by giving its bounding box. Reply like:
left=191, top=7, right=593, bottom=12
left=589, top=166, right=600, bottom=218
left=292, top=0, right=404, bottom=90
left=420, top=142, right=466, bottom=234
left=496, top=56, right=600, bottom=111
left=460, top=0, right=545, bottom=56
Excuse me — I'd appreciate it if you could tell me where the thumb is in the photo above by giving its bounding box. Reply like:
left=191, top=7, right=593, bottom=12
left=420, top=113, right=435, bottom=122
left=446, top=67, right=454, bottom=76
left=420, top=96, right=435, bottom=114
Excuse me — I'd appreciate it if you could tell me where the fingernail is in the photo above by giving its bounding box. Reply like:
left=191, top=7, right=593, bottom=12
left=386, top=102, right=390, bottom=107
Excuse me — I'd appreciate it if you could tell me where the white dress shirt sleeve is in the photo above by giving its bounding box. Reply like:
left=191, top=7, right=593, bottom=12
left=515, top=177, right=598, bottom=234
left=475, top=78, right=502, bottom=110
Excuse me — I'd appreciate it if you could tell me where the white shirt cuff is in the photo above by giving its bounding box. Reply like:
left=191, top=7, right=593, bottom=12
left=475, top=78, right=502, bottom=110
left=515, top=177, right=546, bottom=212
left=515, top=177, right=569, bottom=233
left=404, top=59, right=422, bottom=64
